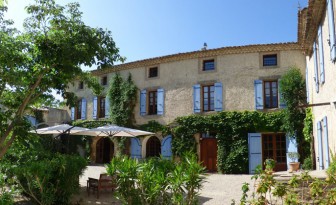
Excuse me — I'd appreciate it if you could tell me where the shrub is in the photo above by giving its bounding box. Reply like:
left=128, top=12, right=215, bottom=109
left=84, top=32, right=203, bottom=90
left=106, top=153, right=205, bottom=205
left=302, top=156, right=313, bottom=170
left=15, top=154, right=87, bottom=205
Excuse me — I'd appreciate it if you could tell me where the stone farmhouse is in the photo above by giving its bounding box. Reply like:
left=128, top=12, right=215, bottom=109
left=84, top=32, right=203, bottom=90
left=300, top=0, right=336, bottom=170
left=67, top=43, right=305, bottom=173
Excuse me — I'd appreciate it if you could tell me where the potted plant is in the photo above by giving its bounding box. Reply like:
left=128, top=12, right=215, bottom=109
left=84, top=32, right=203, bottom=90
left=265, top=158, right=276, bottom=173
left=288, top=152, right=300, bottom=173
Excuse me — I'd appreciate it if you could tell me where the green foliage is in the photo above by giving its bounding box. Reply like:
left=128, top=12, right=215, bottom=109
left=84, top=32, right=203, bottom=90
left=0, top=0, right=123, bottom=158
left=108, top=73, right=137, bottom=127
left=139, top=120, right=168, bottom=134
left=1, top=134, right=87, bottom=205
left=106, top=153, right=205, bottom=205
left=173, top=111, right=284, bottom=174
left=237, top=154, right=336, bottom=204
left=302, top=156, right=313, bottom=170
left=303, top=108, right=313, bottom=142
left=0, top=173, right=15, bottom=205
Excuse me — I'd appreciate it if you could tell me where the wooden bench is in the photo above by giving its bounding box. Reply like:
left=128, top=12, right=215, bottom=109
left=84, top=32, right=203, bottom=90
left=87, top=173, right=115, bottom=198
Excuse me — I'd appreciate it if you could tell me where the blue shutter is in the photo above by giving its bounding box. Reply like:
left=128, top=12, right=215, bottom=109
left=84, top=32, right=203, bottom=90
left=323, top=116, right=330, bottom=169
left=327, top=0, right=336, bottom=61
left=306, top=66, right=309, bottom=103
left=157, top=88, right=164, bottom=115
left=318, top=25, right=325, bottom=84
left=317, top=121, right=324, bottom=170
left=105, top=97, right=110, bottom=118
left=71, top=107, right=75, bottom=121
left=313, top=42, right=320, bottom=93
left=286, top=135, right=298, bottom=169
left=254, top=80, right=263, bottom=110
left=140, top=90, right=147, bottom=116
left=248, top=133, right=262, bottom=174
left=214, top=82, right=223, bottom=111
left=161, top=135, right=172, bottom=159
left=81, top=98, right=86, bottom=120
left=93, top=96, right=98, bottom=120
left=278, top=79, right=286, bottom=108
left=193, top=84, right=201, bottom=113
left=130, top=138, right=142, bottom=159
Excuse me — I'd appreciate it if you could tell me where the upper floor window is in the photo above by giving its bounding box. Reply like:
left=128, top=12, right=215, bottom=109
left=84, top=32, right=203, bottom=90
left=78, top=81, right=84, bottom=89
left=263, top=80, right=278, bottom=108
left=99, top=97, right=106, bottom=118
left=101, top=76, right=108, bottom=86
left=263, top=54, right=277, bottom=67
left=203, top=59, right=215, bottom=71
left=202, top=84, right=215, bottom=112
left=148, top=90, right=158, bottom=115
left=76, top=100, right=82, bottom=119
left=148, top=67, right=158, bottom=78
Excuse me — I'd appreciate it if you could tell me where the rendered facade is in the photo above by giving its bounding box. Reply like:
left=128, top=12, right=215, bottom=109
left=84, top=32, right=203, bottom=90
left=300, top=0, right=336, bottom=170
left=68, top=43, right=306, bottom=173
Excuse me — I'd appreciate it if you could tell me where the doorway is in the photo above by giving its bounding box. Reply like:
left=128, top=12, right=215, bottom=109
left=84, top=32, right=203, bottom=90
left=96, top=137, right=114, bottom=164
left=200, top=138, right=218, bottom=172
left=146, top=136, right=161, bottom=157
left=262, top=133, right=287, bottom=171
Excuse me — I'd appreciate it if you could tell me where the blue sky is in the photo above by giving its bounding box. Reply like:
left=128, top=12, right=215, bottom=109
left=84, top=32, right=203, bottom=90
left=6, top=0, right=307, bottom=70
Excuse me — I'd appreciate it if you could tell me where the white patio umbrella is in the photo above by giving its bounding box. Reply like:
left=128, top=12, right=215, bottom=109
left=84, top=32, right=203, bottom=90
left=29, top=124, right=90, bottom=135
left=74, top=125, right=154, bottom=137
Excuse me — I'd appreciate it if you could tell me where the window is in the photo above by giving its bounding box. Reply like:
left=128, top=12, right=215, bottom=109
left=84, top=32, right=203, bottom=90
left=202, top=85, right=215, bottom=112
left=263, top=80, right=278, bottom=108
left=99, top=97, right=106, bottom=118
left=263, top=54, right=277, bottom=66
left=148, top=90, right=157, bottom=115
left=76, top=100, right=82, bottom=119
left=78, top=81, right=84, bottom=89
left=101, top=76, right=107, bottom=86
left=148, top=67, right=158, bottom=78
left=203, top=59, right=215, bottom=71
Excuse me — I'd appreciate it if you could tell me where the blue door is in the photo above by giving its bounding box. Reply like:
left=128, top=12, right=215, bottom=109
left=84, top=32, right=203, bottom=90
left=248, top=133, right=262, bottom=174
left=130, top=138, right=142, bottom=159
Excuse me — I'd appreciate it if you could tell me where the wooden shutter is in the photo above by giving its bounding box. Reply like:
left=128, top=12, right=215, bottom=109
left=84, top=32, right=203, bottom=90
left=71, top=107, right=75, bottom=121
left=313, top=42, right=320, bottom=93
left=130, top=138, right=142, bottom=159
left=286, top=135, right=298, bottom=169
left=193, top=84, right=201, bottom=113
left=214, top=82, right=223, bottom=111
left=81, top=98, right=86, bottom=120
left=93, top=96, right=98, bottom=120
left=318, top=25, right=325, bottom=83
left=105, top=97, right=110, bottom=118
left=254, top=80, right=263, bottom=110
left=248, top=133, right=262, bottom=174
left=140, top=90, right=147, bottom=116
left=157, top=88, right=164, bottom=115
left=323, top=116, right=330, bottom=169
left=317, top=121, right=324, bottom=170
left=327, top=0, right=336, bottom=61
left=278, top=79, right=286, bottom=108
left=161, top=135, right=172, bottom=160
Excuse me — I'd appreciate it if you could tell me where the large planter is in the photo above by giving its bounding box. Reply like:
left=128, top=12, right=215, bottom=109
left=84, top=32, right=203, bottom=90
left=288, top=162, right=300, bottom=173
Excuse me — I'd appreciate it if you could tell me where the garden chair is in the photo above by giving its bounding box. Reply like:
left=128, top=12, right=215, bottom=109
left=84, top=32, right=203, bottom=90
left=87, top=173, right=115, bottom=198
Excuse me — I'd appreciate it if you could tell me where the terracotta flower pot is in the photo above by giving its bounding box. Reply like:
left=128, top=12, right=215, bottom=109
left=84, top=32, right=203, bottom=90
left=288, top=162, right=300, bottom=173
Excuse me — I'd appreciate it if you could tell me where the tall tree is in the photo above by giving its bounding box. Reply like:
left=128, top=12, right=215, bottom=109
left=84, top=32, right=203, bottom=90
left=0, top=0, right=124, bottom=159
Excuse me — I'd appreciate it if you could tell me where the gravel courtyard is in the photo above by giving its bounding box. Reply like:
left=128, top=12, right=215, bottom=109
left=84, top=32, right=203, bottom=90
left=73, top=165, right=254, bottom=205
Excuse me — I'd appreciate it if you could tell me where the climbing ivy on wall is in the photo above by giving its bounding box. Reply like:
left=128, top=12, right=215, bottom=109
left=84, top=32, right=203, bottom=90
left=107, top=73, right=137, bottom=127
left=171, top=111, right=285, bottom=174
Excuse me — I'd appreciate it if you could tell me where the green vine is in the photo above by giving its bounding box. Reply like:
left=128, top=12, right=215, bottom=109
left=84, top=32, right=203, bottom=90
left=108, top=73, right=137, bottom=127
